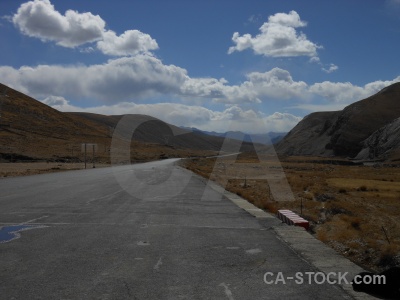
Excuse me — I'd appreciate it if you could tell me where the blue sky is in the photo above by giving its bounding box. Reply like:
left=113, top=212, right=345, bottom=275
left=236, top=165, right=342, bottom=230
left=1, top=0, right=400, bottom=133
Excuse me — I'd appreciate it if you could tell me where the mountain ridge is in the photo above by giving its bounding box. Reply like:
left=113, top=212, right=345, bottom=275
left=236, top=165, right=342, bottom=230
left=276, top=82, right=400, bottom=159
left=180, top=127, right=287, bottom=145
left=0, top=83, right=256, bottom=162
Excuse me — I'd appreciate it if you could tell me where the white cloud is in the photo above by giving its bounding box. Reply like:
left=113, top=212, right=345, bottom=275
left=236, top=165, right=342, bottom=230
left=243, top=68, right=308, bottom=100
left=2, top=55, right=399, bottom=108
left=309, top=77, right=400, bottom=103
left=263, top=112, right=302, bottom=132
left=247, top=14, right=262, bottom=25
left=310, top=58, right=339, bottom=74
left=42, top=95, right=69, bottom=106
left=322, top=63, right=339, bottom=73
left=180, top=68, right=309, bottom=104
left=180, top=77, right=231, bottom=100
left=41, top=98, right=301, bottom=133
left=12, top=0, right=159, bottom=56
left=228, top=11, right=321, bottom=58
left=1, top=54, right=313, bottom=105
left=13, top=0, right=105, bottom=47
left=309, top=82, right=370, bottom=103
left=289, top=103, right=348, bottom=112
left=97, top=30, right=159, bottom=56
left=0, top=55, right=188, bottom=101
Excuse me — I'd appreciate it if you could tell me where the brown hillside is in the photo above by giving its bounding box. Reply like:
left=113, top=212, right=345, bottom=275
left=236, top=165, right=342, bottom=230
left=275, top=111, right=341, bottom=156
left=68, top=112, right=255, bottom=152
left=0, top=83, right=110, bottom=161
left=0, top=83, right=256, bottom=163
left=277, top=82, right=400, bottom=158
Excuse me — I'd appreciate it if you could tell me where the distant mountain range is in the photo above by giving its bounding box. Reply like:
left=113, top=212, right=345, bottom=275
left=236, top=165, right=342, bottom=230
left=181, top=127, right=287, bottom=145
left=0, top=83, right=257, bottom=162
left=5, top=79, right=399, bottom=163
left=276, top=82, right=400, bottom=161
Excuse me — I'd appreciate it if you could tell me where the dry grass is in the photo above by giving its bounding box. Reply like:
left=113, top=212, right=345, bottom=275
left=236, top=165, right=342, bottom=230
left=0, top=142, right=215, bottom=178
left=182, top=152, right=400, bottom=272
left=0, top=162, right=109, bottom=177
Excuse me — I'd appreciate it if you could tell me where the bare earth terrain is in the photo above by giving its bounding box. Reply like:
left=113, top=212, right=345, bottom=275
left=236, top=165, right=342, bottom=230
left=182, top=153, right=400, bottom=273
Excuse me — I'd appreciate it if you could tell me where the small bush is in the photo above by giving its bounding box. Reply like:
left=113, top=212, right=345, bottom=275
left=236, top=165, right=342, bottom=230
left=316, top=193, right=335, bottom=202
left=358, top=185, right=368, bottom=191
left=326, top=206, right=352, bottom=216
left=338, top=188, right=347, bottom=194
left=378, top=245, right=400, bottom=268
left=351, top=219, right=361, bottom=230
left=378, top=252, right=398, bottom=268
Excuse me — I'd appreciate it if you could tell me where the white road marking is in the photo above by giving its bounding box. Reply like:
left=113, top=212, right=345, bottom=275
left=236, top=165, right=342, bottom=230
left=86, top=189, right=125, bottom=204
left=23, top=215, right=49, bottom=224
left=219, top=283, right=235, bottom=300
left=245, top=248, right=262, bottom=254
left=153, top=257, right=163, bottom=270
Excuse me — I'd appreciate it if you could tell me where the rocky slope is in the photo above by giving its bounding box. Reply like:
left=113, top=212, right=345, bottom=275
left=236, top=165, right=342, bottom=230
left=355, top=117, right=400, bottom=160
left=276, top=82, right=400, bottom=158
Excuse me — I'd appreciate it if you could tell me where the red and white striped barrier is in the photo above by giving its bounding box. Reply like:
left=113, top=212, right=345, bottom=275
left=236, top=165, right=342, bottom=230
left=277, top=209, right=309, bottom=230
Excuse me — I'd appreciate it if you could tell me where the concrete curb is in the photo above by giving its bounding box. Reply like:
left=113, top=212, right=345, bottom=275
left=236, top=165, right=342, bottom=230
left=199, top=175, right=378, bottom=300
left=203, top=178, right=275, bottom=219
left=273, top=226, right=377, bottom=300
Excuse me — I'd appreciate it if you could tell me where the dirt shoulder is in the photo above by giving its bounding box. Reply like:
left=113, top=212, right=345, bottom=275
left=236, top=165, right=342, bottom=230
left=181, top=153, right=400, bottom=272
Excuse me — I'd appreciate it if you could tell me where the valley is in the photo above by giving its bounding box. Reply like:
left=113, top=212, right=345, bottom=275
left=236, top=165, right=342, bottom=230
left=2, top=81, right=400, bottom=274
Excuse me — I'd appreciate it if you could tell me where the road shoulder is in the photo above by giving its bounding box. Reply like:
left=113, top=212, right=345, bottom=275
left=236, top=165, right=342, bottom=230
left=187, top=168, right=378, bottom=300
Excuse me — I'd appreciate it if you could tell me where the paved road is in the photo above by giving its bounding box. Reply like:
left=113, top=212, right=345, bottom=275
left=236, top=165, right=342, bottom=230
left=0, top=159, right=352, bottom=299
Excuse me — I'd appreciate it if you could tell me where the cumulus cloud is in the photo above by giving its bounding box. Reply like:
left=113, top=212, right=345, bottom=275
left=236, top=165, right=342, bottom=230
left=12, top=0, right=159, bottom=56
left=309, top=76, right=400, bottom=102
left=309, top=82, right=365, bottom=102
left=288, top=103, right=348, bottom=112
left=322, top=64, right=339, bottom=73
left=263, top=112, right=302, bottom=132
left=180, top=77, right=231, bottom=100
left=97, top=30, right=159, bottom=56
left=228, top=11, right=321, bottom=58
left=2, top=56, right=399, bottom=107
left=13, top=0, right=105, bottom=47
left=310, top=57, right=339, bottom=74
left=242, top=69, right=308, bottom=100
left=1, top=54, right=313, bottom=104
left=41, top=97, right=301, bottom=133
left=0, top=55, right=188, bottom=101
left=42, top=95, right=69, bottom=106
left=180, top=68, right=309, bottom=103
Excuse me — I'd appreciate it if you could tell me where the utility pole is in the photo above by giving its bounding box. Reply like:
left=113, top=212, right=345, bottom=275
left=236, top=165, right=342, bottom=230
left=84, top=143, right=87, bottom=169
left=82, top=143, right=97, bottom=169
left=92, top=144, right=95, bottom=168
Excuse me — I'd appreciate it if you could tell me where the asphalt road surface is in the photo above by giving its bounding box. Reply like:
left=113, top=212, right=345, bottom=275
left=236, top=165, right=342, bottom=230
left=0, top=159, right=352, bottom=299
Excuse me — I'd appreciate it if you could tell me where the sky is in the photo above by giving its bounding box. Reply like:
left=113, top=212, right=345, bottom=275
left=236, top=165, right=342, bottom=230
left=1, top=0, right=400, bottom=134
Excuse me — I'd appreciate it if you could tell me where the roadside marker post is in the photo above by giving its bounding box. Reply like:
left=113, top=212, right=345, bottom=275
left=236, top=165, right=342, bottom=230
left=81, top=143, right=98, bottom=169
